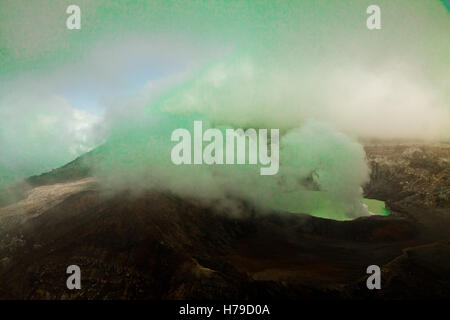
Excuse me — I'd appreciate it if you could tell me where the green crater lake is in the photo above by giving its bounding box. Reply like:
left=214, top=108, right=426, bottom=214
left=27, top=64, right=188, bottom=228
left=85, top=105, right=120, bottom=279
left=361, top=198, right=390, bottom=216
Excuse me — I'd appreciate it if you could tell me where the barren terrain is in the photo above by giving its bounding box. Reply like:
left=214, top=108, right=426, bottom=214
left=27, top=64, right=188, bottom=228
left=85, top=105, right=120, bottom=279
left=0, top=142, right=448, bottom=299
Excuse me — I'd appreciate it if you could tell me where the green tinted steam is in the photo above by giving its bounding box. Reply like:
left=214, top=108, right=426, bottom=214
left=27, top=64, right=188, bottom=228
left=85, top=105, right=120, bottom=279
left=93, top=57, right=370, bottom=220
left=1, top=0, right=448, bottom=220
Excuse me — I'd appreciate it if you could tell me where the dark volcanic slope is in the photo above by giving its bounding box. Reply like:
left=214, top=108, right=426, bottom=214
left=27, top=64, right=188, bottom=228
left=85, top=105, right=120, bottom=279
left=0, top=142, right=449, bottom=299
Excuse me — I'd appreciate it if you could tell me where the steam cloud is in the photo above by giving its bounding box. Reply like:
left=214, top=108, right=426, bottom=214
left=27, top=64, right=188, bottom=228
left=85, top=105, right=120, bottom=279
left=0, top=0, right=448, bottom=219
left=92, top=57, right=371, bottom=219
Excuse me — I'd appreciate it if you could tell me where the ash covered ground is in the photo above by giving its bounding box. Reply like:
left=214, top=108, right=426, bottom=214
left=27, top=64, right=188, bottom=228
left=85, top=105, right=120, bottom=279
left=0, top=142, right=449, bottom=299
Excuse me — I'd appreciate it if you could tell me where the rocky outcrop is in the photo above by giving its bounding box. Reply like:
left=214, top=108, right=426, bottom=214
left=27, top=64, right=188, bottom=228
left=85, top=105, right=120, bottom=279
left=363, top=143, right=449, bottom=212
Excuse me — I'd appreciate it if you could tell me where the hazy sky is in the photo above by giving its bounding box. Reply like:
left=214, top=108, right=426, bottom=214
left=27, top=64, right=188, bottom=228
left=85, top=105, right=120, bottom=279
left=0, top=0, right=449, bottom=216
left=1, top=0, right=448, bottom=127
